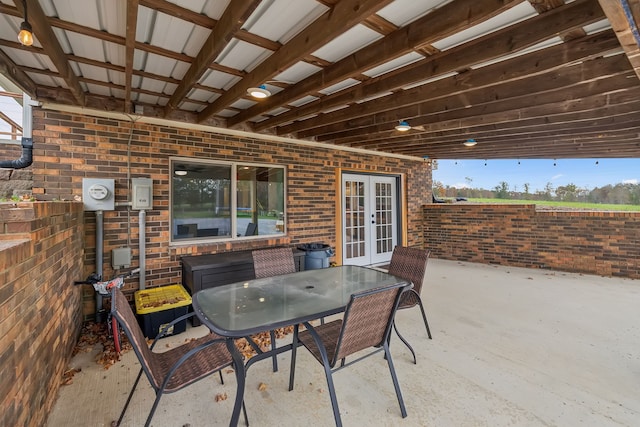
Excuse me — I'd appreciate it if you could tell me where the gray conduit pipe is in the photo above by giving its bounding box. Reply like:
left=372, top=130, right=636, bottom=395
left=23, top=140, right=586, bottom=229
left=139, top=209, right=146, bottom=290
left=95, top=210, right=104, bottom=322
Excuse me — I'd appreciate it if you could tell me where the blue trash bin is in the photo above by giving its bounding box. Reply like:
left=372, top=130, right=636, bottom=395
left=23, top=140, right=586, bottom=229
left=297, top=243, right=335, bottom=270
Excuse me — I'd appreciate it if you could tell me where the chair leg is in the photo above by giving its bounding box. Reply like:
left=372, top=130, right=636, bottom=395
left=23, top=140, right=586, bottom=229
left=322, top=362, right=343, bottom=427
left=116, top=367, right=144, bottom=426
left=416, top=297, right=432, bottom=339
left=144, top=392, right=164, bottom=427
left=242, top=401, right=249, bottom=426
left=269, top=329, right=278, bottom=372
left=383, top=341, right=407, bottom=418
left=288, top=325, right=299, bottom=391
left=392, top=321, right=416, bottom=364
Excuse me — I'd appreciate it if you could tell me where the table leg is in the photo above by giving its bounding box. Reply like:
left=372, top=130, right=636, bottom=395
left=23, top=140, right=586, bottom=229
left=227, top=338, right=246, bottom=427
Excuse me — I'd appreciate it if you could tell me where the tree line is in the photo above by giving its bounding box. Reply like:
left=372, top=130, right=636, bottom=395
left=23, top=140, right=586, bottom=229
left=433, top=180, right=640, bottom=205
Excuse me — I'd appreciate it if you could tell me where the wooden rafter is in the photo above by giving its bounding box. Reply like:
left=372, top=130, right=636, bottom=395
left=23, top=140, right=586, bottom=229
left=196, top=0, right=395, bottom=122
left=0, top=48, right=36, bottom=95
left=1, top=0, right=639, bottom=159
left=164, top=0, right=260, bottom=116
left=14, top=0, right=85, bottom=106
left=598, top=0, right=640, bottom=79
left=124, top=0, right=139, bottom=113
left=307, top=55, right=634, bottom=142
left=231, top=0, right=523, bottom=128
left=270, top=0, right=606, bottom=135
left=292, top=29, right=621, bottom=139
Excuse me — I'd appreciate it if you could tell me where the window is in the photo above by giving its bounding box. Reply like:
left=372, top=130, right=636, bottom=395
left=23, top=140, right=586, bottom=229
left=171, top=159, right=285, bottom=242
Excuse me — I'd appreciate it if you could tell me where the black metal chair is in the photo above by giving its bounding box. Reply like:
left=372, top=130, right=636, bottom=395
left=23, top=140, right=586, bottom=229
left=110, top=286, right=247, bottom=427
left=288, top=282, right=411, bottom=427
left=251, top=247, right=297, bottom=372
left=387, top=245, right=432, bottom=364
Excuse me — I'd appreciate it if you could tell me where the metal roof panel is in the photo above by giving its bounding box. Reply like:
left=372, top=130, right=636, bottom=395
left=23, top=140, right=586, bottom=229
left=377, top=0, right=451, bottom=27
left=363, top=52, right=424, bottom=78
left=242, top=0, right=328, bottom=43
left=432, top=2, right=537, bottom=51
left=311, top=24, right=382, bottom=62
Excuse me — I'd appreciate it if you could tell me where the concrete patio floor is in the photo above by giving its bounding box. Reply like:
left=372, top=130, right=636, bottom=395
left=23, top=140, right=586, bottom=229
left=46, top=259, right=640, bottom=427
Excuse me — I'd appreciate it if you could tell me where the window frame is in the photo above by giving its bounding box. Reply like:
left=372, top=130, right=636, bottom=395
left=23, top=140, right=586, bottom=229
left=169, top=157, right=287, bottom=244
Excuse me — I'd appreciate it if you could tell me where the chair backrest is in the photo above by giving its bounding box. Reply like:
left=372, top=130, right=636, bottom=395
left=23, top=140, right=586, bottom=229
left=387, top=246, right=430, bottom=297
left=252, top=247, right=296, bottom=279
left=333, top=282, right=408, bottom=364
left=245, top=222, right=257, bottom=236
left=111, top=287, right=162, bottom=390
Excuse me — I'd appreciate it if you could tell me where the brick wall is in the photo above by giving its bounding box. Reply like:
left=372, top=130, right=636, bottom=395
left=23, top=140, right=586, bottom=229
left=31, top=108, right=431, bottom=298
left=0, top=201, right=84, bottom=427
left=424, top=203, right=640, bottom=278
left=0, top=141, right=33, bottom=199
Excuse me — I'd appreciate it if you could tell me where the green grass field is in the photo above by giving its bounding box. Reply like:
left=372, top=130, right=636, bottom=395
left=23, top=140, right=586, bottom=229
left=465, top=198, right=640, bottom=211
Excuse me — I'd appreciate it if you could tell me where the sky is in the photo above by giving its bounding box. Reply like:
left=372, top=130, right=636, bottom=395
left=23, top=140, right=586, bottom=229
left=433, top=158, right=640, bottom=193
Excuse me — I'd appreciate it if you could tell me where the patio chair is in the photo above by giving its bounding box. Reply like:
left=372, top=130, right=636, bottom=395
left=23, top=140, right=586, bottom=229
left=110, top=287, right=247, bottom=427
left=252, top=247, right=296, bottom=279
left=288, top=282, right=411, bottom=427
left=251, top=247, right=297, bottom=372
left=387, top=245, right=432, bottom=364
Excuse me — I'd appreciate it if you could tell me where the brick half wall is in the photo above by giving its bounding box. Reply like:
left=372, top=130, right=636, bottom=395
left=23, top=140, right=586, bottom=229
left=423, top=204, right=640, bottom=279
left=0, top=201, right=85, bottom=427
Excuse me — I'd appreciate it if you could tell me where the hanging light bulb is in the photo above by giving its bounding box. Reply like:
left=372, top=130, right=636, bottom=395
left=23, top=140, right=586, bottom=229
left=18, top=0, right=34, bottom=47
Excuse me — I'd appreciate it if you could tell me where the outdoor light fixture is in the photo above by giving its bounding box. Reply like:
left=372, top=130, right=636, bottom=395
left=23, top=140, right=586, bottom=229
left=174, top=170, right=187, bottom=176
left=463, top=138, right=477, bottom=147
left=18, top=0, right=34, bottom=46
left=247, top=85, right=271, bottom=99
left=395, top=120, right=411, bottom=132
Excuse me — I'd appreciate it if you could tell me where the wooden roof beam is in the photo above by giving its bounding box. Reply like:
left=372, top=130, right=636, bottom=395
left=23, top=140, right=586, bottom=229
left=0, top=48, right=37, bottom=96
left=14, top=0, right=85, bottom=106
left=264, top=0, right=605, bottom=133
left=313, top=55, right=634, bottom=141
left=197, top=0, right=395, bottom=122
left=288, top=29, right=620, bottom=139
left=124, top=0, right=138, bottom=113
left=164, top=0, right=260, bottom=116
left=230, top=0, right=522, bottom=128
left=353, top=101, right=640, bottom=150
left=598, top=0, right=640, bottom=79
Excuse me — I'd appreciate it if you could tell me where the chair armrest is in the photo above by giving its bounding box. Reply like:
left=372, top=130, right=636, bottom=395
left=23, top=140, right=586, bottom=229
left=150, top=311, right=198, bottom=349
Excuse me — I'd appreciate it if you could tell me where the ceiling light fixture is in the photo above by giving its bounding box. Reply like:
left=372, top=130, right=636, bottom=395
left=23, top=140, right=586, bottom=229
left=463, top=138, right=477, bottom=147
left=395, top=120, right=411, bottom=132
left=247, top=84, right=271, bottom=99
left=18, top=0, right=34, bottom=46
left=174, top=170, right=187, bottom=176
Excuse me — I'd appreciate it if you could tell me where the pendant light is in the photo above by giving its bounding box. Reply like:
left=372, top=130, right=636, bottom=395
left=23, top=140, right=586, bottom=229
left=247, top=84, right=271, bottom=99
left=463, top=139, right=477, bottom=147
left=395, top=120, right=411, bottom=132
left=18, top=0, right=34, bottom=47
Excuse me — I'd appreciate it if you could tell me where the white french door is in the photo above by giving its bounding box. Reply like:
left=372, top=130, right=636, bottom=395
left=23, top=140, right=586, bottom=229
left=342, top=174, right=398, bottom=266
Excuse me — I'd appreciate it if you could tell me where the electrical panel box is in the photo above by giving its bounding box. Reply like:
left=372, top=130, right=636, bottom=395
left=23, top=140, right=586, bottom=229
left=132, top=178, right=153, bottom=210
left=82, top=178, right=115, bottom=211
left=112, top=247, right=132, bottom=269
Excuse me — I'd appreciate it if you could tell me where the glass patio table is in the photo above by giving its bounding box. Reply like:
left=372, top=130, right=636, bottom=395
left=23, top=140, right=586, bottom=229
left=192, top=265, right=410, bottom=427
